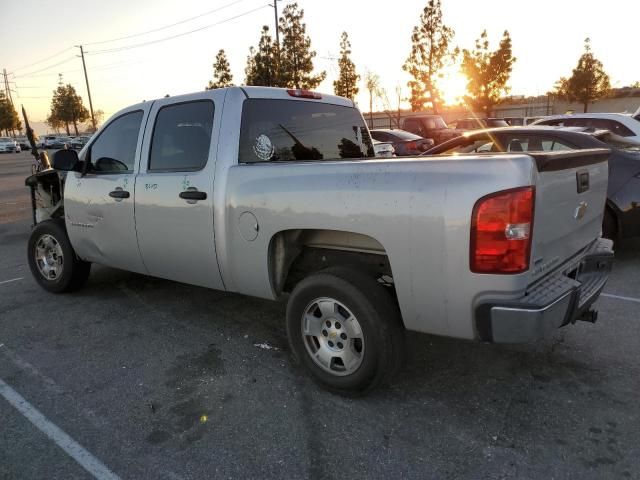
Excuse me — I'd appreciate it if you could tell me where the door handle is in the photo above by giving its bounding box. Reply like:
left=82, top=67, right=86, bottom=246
left=109, top=189, right=130, bottom=199
left=179, top=190, right=207, bottom=201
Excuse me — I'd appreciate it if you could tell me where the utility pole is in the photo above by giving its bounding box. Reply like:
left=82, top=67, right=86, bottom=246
left=3, top=69, right=14, bottom=108
left=76, top=45, right=96, bottom=131
left=2, top=69, right=16, bottom=135
left=272, top=0, right=280, bottom=47
left=270, top=0, right=280, bottom=85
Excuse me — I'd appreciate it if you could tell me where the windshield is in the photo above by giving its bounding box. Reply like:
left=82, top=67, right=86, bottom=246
left=239, top=99, right=374, bottom=162
left=431, top=117, right=447, bottom=129
left=485, top=119, right=509, bottom=128
left=0, top=137, right=12, bottom=142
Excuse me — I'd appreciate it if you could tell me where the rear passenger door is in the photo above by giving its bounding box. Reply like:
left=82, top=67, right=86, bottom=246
left=134, top=93, right=225, bottom=289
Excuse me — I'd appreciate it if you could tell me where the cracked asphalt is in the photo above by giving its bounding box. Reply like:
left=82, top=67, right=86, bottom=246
left=1, top=151, right=639, bottom=479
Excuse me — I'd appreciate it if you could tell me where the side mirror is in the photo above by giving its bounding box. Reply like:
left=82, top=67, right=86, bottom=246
left=52, top=149, right=80, bottom=171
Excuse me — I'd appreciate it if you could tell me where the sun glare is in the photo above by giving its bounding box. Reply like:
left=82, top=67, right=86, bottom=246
left=440, top=67, right=468, bottom=106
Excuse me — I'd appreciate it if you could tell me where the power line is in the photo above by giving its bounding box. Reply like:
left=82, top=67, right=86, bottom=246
left=11, top=67, right=83, bottom=79
left=87, top=4, right=269, bottom=55
left=13, top=56, right=77, bottom=79
left=85, top=0, right=250, bottom=46
left=10, top=47, right=75, bottom=73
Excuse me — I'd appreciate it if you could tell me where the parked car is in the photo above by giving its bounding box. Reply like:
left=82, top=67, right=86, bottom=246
left=424, top=126, right=640, bottom=240
left=370, top=129, right=433, bottom=156
left=503, top=116, right=544, bottom=126
left=532, top=113, right=640, bottom=142
left=0, top=137, right=19, bottom=153
left=40, top=135, right=72, bottom=149
left=70, top=136, right=91, bottom=150
left=16, top=135, right=36, bottom=150
left=40, top=136, right=58, bottom=149
left=372, top=139, right=395, bottom=157
left=400, top=114, right=462, bottom=144
left=25, top=87, right=613, bottom=395
left=448, top=117, right=509, bottom=130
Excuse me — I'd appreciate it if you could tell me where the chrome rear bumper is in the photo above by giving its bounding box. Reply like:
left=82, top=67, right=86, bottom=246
left=477, top=238, right=614, bottom=343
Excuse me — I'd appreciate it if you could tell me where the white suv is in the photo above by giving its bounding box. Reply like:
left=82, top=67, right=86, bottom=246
left=532, top=112, right=640, bottom=142
left=0, top=137, right=20, bottom=153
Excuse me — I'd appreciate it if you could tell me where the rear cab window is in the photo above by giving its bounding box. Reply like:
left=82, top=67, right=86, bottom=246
left=239, top=99, right=374, bottom=163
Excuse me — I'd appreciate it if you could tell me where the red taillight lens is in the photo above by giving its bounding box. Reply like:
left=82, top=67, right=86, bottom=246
left=286, top=89, right=322, bottom=99
left=470, top=186, right=535, bottom=274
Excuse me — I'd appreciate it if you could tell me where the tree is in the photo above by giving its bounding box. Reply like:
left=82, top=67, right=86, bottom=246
left=403, top=0, right=456, bottom=113
left=552, top=38, right=611, bottom=113
left=49, top=84, right=89, bottom=135
left=46, top=110, right=64, bottom=134
left=245, top=26, right=279, bottom=86
left=461, top=30, right=516, bottom=115
left=206, top=49, right=234, bottom=90
left=364, top=71, right=381, bottom=126
left=0, top=92, right=21, bottom=135
left=278, top=3, right=325, bottom=89
left=333, top=32, right=359, bottom=100
left=82, top=109, right=104, bottom=132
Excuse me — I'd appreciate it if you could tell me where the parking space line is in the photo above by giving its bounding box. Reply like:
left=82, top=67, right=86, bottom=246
left=0, top=378, right=121, bottom=480
left=601, top=293, right=640, bottom=304
left=0, top=277, right=23, bottom=286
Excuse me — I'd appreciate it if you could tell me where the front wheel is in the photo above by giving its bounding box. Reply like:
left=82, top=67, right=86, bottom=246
left=27, top=219, right=91, bottom=293
left=286, top=267, right=404, bottom=395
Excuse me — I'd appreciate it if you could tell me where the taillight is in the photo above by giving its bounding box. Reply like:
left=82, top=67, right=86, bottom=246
left=470, top=186, right=535, bottom=274
left=286, top=89, right=322, bottom=99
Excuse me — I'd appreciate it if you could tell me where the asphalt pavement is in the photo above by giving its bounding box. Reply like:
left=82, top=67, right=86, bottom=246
left=1, top=151, right=639, bottom=479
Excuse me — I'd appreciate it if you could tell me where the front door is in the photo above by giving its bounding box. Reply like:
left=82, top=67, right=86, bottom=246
left=134, top=93, right=224, bottom=289
left=64, top=107, right=148, bottom=273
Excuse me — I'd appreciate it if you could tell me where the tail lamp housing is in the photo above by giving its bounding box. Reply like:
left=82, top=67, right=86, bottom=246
left=286, top=89, right=322, bottom=99
left=470, top=186, right=535, bottom=274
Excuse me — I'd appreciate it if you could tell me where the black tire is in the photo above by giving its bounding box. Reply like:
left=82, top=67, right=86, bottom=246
left=602, top=208, right=618, bottom=242
left=286, top=267, right=405, bottom=395
left=27, top=219, right=91, bottom=293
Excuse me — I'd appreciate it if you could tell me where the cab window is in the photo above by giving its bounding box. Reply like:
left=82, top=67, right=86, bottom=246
left=500, top=135, right=574, bottom=152
left=87, top=111, right=143, bottom=173
left=238, top=99, right=373, bottom=162
left=149, top=101, right=214, bottom=171
left=404, top=119, right=425, bottom=137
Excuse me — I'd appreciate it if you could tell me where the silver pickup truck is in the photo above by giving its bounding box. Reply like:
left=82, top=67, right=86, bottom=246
left=25, top=87, right=614, bottom=394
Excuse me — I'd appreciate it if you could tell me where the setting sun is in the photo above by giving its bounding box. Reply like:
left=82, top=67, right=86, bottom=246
left=439, top=66, right=468, bottom=105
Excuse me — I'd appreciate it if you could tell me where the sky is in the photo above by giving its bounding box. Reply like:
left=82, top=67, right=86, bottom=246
left=2, top=0, right=639, bottom=134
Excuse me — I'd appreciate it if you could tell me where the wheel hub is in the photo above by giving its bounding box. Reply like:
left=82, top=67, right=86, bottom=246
left=34, top=234, right=64, bottom=281
left=301, top=298, right=364, bottom=376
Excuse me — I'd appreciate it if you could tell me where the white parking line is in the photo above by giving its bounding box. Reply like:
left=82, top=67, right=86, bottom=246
left=0, top=378, right=121, bottom=480
left=0, top=277, right=23, bottom=286
left=601, top=293, right=640, bottom=304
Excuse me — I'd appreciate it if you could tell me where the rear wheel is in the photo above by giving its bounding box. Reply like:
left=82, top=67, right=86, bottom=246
left=286, top=267, right=404, bottom=395
left=27, top=219, right=91, bottom=293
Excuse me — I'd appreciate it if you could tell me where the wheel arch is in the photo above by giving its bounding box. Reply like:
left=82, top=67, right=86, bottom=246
left=268, top=229, right=395, bottom=297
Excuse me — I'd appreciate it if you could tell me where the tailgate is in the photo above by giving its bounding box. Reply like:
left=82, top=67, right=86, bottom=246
left=529, top=149, right=610, bottom=280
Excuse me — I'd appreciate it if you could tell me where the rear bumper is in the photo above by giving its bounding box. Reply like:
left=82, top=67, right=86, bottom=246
left=476, top=238, right=614, bottom=343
